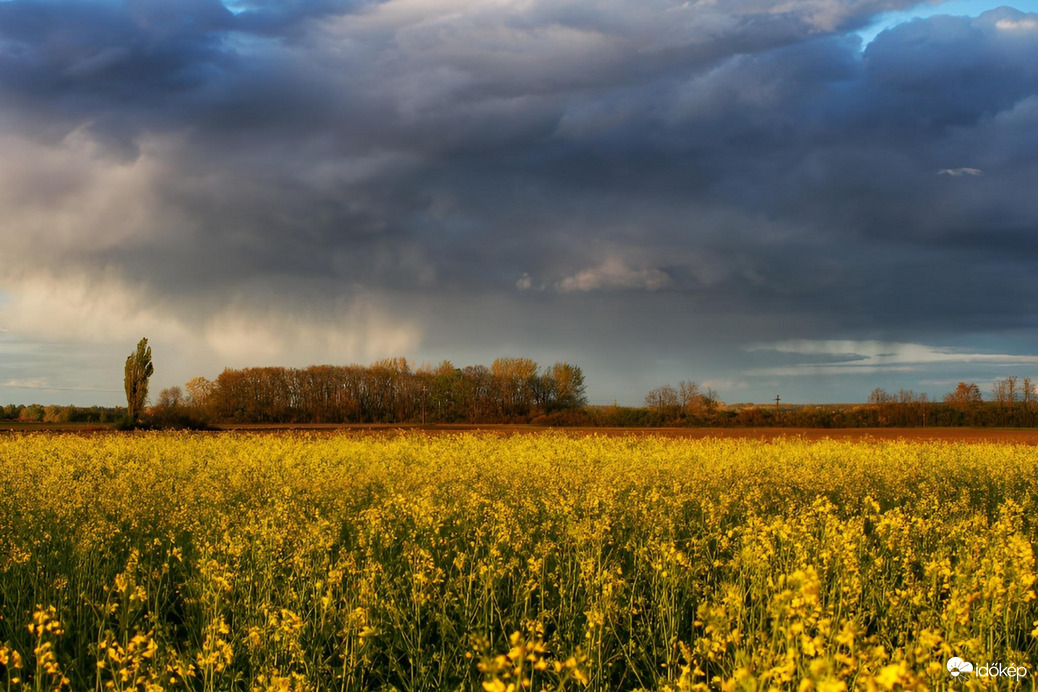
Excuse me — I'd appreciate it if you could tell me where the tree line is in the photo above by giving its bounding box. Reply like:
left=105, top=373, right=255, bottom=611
left=153, top=357, right=588, bottom=425
left=0, top=404, right=122, bottom=424
left=625, top=376, right=1038, bottom=428
left=8, top=338, right=1038, bottom=429
left=146, top=369, right=1038, bottom=428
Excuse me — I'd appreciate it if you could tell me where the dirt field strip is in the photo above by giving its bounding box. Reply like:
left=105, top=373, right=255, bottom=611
left=6, top=421, right=1038, bottom=443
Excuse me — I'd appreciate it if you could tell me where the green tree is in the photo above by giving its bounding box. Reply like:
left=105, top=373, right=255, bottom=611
left=124, top=338, right=154, bottom=423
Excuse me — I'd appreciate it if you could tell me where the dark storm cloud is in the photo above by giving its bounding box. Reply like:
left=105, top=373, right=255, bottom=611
left=3, top=0, right=1038, bottom=403
left=0, top=0, right=231, bottom=101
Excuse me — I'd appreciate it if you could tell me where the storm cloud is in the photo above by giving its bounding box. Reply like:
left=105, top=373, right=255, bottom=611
left=2, top=0, right=1038, bottom=404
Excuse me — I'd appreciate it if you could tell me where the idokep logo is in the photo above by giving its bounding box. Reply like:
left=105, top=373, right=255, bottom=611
left=947, top=656, right=1028, bottom=681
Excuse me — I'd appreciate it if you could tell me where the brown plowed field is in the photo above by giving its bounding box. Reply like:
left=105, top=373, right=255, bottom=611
left=4, top=421, right=1038, bottom=443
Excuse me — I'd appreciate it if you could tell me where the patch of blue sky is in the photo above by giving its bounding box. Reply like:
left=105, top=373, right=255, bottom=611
left=220, top=1, right=250, bottom=15
left=856, top=0, right=1038, bottom=46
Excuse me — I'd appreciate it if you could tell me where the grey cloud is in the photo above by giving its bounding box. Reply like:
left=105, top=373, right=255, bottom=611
left=0, top=0, right=233, bottom=96
left=556, top=258, right=674, bottom=293
left=3, top=1, right=1038, bottom=404
left=938, top=167, right=983, bottom=176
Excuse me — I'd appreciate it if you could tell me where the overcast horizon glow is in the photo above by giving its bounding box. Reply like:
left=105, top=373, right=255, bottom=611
left=2, top=0, right=1038, bottom=407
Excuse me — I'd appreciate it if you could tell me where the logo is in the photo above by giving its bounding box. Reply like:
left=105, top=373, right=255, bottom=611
left=946, top=656, right=1028, bottom=681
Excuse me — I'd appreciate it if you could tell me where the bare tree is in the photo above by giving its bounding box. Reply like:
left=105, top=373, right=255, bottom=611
left=944, top=382, right=982, bottom=414
left=645, top=385, right=679, bottom=413
left=491, top=357, right=539, bottom=419
left=868, top=387, right=893, bottom=405
left=992, top=376, right=1020, bottom=407
left=156, top=386, right=184, bottom=408
left=678, top=380, right=701, bottom=410
left=185, top=376, right=214, bottom=408
left=544, top=362, right=587, bottom=411
left=1023, top=377, right=1037, bottom=425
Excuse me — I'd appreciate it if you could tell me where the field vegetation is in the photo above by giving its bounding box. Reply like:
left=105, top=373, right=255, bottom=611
left=1, top=433, right=1037, bottom=690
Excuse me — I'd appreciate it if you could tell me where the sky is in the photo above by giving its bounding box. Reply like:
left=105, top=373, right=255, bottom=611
left=2, top=0, right=1038, bottom=407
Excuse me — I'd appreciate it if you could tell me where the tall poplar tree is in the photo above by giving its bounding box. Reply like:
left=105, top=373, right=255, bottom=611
left=124, top=338, right=154, bottom=423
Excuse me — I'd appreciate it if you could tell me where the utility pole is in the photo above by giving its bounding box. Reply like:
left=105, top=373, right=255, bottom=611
left=422, top=386, right=427, bottom=425
left=774, top=394, right=781, bottom=409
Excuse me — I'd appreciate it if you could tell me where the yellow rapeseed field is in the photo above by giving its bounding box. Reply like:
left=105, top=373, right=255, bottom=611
left=1, top=433, right=1036, bottom=691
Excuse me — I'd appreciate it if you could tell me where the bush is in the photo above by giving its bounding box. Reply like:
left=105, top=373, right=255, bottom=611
left=530, top=409, right=593, bottom=427
left=146, top=405, right=211, bottom=431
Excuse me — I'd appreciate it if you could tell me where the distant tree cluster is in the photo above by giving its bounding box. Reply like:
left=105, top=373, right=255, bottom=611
left=643, top=381, right=720, bottom=421
left=861, top=377, right=1038, bottom=427
left=0, top=404, right=122, bottom=424
left=172, top=358, right=587, bottom=424
left=627, top=376, right=1038, bottom=428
